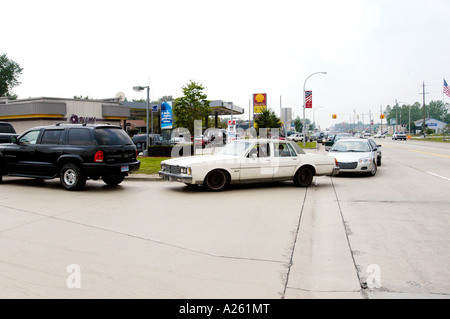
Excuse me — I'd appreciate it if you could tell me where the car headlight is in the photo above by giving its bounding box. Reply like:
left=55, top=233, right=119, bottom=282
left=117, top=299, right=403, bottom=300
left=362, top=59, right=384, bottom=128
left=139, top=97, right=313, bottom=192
left=359, top=157, right=372, bottom=164
left=180, top=167, right=192, bottom=175
left=161, top=163, right=167, bottom=171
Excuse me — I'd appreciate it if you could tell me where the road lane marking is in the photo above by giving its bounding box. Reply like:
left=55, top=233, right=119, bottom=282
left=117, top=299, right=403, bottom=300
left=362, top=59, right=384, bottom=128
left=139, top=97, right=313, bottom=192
left=409, top=149, right=450, bottom=158
left=427, top=172, right=450, bottom=181
left=382, top=144, right=450, bottom=158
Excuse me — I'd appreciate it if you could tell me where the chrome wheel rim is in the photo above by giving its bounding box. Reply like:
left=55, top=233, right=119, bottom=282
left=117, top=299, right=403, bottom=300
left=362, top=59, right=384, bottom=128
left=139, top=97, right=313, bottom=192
left=64, top=169, right=77, bottom=186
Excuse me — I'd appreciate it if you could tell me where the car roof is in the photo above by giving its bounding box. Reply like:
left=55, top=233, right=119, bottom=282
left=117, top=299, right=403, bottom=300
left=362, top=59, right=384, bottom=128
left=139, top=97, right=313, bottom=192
left=31, top=123, right=123, bottom=130
left=334, top=138, right=369, bottom=143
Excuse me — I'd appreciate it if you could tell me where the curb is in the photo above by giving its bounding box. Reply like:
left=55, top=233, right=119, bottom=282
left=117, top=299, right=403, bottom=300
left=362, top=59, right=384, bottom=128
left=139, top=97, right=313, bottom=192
left=126, top=174, right=163, bottom=181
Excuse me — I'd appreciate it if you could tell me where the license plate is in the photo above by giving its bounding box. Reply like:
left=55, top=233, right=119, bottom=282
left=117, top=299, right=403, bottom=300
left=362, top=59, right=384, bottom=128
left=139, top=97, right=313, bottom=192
left=121, top=165, right=129, bottom=172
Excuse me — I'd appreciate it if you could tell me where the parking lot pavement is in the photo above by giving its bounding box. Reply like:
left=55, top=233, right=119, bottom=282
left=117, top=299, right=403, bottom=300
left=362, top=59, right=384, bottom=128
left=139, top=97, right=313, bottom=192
left=2, top=139, right=449, bottom=299
left=2, top=177, right=343, bottom=298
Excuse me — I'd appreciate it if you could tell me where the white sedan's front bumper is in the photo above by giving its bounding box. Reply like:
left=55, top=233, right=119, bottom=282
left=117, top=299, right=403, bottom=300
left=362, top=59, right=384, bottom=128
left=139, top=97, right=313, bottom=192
left=159, top=171, right=193, bottom=183
left=336, top=161, right=376, bottom=173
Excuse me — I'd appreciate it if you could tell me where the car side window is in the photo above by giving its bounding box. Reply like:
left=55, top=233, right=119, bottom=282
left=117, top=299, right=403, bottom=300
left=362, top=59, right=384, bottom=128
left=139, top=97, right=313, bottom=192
left=19, top=130, right=40, bottom=145
left=41, top=130, right=62, bottom=145
left=275, top=143, right=294, bottom=157
left=248, top=143, right=270, bottom=158
left=68, top=128, right=92, bottom=145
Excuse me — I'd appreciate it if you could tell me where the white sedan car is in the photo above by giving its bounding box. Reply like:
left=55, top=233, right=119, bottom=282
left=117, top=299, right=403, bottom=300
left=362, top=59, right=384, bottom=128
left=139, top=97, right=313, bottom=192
left=327, top=138, right=379, bottom=176
left=159, top=139, right=339, bottom=191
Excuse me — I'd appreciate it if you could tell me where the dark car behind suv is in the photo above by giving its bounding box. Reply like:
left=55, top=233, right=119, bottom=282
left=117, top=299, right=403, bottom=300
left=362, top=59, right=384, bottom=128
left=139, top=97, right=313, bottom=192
left=0, top=124, right=140, bottom=190
left=0, top=121, right=19, bottom=144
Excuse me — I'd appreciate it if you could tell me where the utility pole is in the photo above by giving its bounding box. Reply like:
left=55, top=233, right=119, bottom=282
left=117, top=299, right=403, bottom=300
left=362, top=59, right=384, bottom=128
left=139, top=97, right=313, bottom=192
left=419, top=81, right=429, bottom=136
left=395, top=99, right=398, bottom=133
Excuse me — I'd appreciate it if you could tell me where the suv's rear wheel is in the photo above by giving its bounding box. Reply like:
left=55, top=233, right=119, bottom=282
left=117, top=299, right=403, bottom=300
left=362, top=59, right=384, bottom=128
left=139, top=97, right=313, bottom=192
left=102, top=175, right=125, bottom=186
left=60, top=163, right=86, bottom=191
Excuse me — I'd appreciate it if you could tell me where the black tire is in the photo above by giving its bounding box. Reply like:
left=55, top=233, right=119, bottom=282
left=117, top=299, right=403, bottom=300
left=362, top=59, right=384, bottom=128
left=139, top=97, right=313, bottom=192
left=204, top=170, right=229, bottom=191
left=368, top=162, right=377, bottom=176
left=102, top=175, right=125, bottom=186
left=60, top=163, right=86, bottom=191
left=293, top=167, right=314, bottom=187
left=377, top=158, right=382, bottom=166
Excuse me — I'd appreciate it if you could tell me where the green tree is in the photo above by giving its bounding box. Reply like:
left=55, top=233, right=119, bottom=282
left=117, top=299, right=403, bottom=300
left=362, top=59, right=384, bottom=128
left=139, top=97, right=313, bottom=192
left=173, top=80, right=211, bottom=135
left=254, top=108, right=281, bottom=131
left=0, top=53, right=23, bottom=100
left=293, top=116, right=303, bottom=132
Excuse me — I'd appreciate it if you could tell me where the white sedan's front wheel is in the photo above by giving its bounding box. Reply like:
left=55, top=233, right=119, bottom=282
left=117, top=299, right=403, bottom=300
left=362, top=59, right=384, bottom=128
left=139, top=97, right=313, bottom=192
left=204, top=170, right=229, bottom=192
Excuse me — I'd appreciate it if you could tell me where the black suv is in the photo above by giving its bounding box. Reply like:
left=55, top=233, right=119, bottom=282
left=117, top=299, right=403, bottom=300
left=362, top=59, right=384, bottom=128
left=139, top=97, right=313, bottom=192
left=0, top=124, right=140, bottom=190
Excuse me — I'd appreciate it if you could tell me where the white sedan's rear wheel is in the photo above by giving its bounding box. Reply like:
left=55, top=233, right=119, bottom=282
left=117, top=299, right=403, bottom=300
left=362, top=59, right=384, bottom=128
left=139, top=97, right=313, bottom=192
left=293, top=167, right=314, bottom=187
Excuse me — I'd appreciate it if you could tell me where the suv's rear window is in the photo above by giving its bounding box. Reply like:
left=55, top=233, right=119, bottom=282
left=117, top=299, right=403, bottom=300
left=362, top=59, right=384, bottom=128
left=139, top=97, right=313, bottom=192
left=95, top=128, right=133, bottom=145
left=0, top=123, right=15, bottom=133
left=68, top=128, right=92, bottom=145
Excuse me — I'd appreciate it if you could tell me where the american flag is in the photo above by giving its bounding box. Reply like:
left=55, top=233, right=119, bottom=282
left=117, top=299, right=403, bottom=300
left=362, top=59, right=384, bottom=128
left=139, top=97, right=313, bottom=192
left=305, top=90, right=312, bottom=108
left=444, top=79, right=450, bottom=98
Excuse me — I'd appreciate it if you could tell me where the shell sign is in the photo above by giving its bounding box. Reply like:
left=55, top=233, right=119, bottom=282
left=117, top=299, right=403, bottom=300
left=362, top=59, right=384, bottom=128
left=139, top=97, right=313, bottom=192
left=253, top=93, right=267, bottom=114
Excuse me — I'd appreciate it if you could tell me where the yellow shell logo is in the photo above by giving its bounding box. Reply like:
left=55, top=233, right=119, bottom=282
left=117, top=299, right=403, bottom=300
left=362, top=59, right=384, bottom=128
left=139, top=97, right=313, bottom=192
left=255, top=94, right=265, bottom=103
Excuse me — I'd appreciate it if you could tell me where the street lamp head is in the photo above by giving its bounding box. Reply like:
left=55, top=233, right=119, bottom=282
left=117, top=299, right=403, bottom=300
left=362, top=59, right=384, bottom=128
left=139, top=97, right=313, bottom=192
left=133, top=86, right=148, bottom=91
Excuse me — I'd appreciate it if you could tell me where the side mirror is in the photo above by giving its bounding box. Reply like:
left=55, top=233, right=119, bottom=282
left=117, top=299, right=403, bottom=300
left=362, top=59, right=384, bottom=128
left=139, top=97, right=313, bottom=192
left=251, top=153, right=257, bottom=160
left=377, top=145, right=381, bottom=147
left=10, top=136, right=18, bottom=144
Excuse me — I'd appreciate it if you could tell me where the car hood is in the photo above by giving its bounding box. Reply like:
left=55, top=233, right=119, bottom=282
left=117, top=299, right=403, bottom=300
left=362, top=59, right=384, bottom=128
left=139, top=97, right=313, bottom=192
left=161, top=154, right=239, bottom=166
left=328, top=151, right=372, bottom=162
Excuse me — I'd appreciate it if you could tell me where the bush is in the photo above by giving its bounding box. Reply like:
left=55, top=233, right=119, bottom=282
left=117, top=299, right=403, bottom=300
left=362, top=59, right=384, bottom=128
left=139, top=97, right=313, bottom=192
left=147, top=144, right=194, bottom=157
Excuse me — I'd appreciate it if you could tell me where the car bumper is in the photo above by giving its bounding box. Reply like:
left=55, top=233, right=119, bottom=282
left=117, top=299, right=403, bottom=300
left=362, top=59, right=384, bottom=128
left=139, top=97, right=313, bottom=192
left=83, top=161, right=141, bottom=176
left=336, top=161, right=375, bottom=173
left=159, top=171, right=193, bottom=183
left=332, top=166, right=340, bottom=176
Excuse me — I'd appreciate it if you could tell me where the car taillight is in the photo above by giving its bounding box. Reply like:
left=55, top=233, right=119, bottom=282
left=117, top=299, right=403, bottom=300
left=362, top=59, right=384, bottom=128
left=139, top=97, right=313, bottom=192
left=334, top=158, right=338, bottom=166
left=94, top=150, right=104, bottom=163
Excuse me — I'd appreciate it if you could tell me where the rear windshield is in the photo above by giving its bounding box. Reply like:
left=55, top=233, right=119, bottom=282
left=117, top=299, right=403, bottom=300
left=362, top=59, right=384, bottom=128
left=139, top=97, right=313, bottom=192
left=95, top=128, right=133, bottom=145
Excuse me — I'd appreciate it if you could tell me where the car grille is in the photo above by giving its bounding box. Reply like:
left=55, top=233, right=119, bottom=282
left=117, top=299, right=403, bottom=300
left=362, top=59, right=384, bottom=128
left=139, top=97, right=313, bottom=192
left=338, top=162, right=358, bottom=169
left=168, top=165, right=181, bottom=174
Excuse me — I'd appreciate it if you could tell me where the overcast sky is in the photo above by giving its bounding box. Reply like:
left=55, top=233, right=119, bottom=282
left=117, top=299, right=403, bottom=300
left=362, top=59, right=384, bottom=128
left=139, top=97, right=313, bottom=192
left=3, top=0, right=450, bottom=129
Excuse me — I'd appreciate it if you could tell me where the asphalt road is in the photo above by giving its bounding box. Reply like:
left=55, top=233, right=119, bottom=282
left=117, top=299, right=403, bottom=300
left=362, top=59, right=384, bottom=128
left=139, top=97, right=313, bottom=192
left=0, top=138, right=449, bottom=299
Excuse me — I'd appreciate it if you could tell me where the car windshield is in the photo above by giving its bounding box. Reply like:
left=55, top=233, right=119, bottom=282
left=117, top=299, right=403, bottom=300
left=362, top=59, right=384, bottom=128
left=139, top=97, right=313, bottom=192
left=216, top=140, right=253, bottom=157
left=331, top=140, right=371, bottom=152
left=95, top=127, right=133, bottom=145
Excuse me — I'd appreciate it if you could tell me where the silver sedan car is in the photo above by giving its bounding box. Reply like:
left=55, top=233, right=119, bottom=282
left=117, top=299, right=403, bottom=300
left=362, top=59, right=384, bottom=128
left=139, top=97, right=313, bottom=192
left=327, top=138, right=379, bottom=176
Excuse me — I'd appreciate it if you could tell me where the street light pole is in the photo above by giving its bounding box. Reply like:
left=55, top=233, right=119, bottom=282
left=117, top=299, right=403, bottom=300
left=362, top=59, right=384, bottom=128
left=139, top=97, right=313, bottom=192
left=133, top=85, right=150, bottom=156
left=303, top=72, right=327, bottom=146
left=313, top=106, right=324, bottom=130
